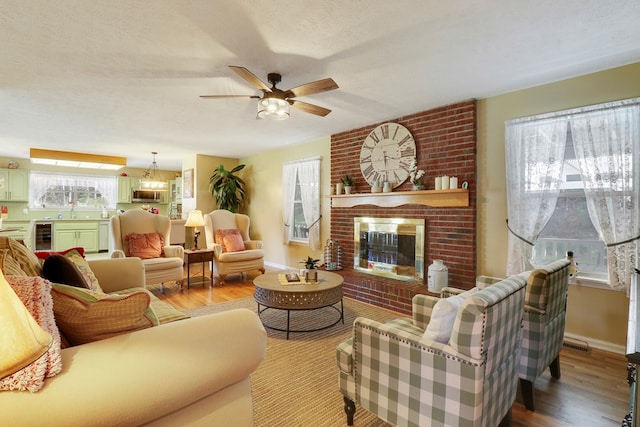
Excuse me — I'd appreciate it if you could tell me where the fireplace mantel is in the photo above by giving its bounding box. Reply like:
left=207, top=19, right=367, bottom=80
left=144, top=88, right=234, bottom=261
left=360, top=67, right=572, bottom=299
left=330, top=189, right=469, bottom=208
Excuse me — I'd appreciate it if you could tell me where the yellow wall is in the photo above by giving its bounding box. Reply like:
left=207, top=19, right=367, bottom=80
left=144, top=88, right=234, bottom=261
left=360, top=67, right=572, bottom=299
left=241, top=137, right=331, bottom=269
left=478, top=61, right=640, bottom=350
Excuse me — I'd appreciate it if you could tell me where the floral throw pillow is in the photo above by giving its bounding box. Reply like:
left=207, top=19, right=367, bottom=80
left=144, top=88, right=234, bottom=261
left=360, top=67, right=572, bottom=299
left=214, top=229, right=245, bottom=253
left=125, top=233, right=165, bottom=259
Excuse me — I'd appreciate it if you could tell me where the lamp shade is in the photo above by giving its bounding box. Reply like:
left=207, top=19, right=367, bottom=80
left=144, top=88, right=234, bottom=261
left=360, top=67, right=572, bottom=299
left=0, top=271, right=52, bottom=379
left=185, top=210, right=205, bottom=228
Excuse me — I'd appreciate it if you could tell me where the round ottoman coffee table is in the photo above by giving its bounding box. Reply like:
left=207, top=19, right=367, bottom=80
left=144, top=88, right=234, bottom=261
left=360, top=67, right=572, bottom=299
left=253, top=271, right=344, bottom=339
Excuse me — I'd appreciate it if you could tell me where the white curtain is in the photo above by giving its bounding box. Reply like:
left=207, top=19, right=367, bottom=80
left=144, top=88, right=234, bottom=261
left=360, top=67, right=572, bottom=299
left=281, top=164, right=297, bottom=245
left=298, top=159, right=321, bottom=250
left=570, top=100, right=640, bottom=290
left=505, top=117, right=567, bottom=275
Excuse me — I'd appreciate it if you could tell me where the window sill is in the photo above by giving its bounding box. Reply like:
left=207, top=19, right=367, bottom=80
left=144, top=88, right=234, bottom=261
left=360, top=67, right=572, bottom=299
left=570, top=274, right=613, bottom=290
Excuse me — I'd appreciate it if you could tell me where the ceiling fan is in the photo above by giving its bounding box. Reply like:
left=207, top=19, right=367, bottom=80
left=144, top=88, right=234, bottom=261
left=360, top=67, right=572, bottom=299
left=200, top=65, right=339, bottom=119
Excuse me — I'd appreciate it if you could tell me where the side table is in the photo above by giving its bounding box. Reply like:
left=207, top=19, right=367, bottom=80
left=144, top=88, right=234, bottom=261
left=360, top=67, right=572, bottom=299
left=183, top=248, right=215, bottom=288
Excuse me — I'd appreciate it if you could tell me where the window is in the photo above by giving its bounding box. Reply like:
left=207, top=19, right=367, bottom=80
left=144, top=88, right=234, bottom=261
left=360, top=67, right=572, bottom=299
left=506, top=98, right=640, bottom=291
left=282, top=158, right=321, bottom=249
left=531, top=128, right=607, bottom=278
left=30, top=171, right=117, bottom=209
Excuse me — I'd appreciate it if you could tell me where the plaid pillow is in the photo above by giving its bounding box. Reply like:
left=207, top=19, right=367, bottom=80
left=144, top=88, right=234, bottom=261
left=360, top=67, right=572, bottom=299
left=51, top=284, right=158, bottom=346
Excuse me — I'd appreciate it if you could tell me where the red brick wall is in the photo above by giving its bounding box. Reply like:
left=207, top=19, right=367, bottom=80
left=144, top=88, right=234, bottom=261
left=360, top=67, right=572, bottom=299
left=330, top=100, right=477, bottom=314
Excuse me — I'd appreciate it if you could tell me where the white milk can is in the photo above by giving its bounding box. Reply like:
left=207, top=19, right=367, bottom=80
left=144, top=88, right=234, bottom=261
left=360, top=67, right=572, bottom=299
left=428, top=260, right=448, bottom=293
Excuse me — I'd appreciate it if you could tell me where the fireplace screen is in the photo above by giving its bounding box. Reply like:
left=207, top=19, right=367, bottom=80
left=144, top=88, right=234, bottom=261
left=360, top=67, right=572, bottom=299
left=354, top=217, right=425, bottom=282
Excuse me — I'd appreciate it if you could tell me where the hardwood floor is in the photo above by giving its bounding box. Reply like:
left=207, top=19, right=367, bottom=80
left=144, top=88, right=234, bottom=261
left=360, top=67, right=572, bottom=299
left=152, top=268, right=631, bottom=426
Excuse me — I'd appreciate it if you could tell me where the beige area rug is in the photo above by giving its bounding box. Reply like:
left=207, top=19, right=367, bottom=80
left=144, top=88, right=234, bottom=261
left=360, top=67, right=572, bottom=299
left=184, top=297, right=399, bottom=427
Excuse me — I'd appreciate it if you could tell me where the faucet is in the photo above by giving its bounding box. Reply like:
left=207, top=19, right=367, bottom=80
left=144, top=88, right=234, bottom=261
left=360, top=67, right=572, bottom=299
left=70, top=201, right=77, bottom=219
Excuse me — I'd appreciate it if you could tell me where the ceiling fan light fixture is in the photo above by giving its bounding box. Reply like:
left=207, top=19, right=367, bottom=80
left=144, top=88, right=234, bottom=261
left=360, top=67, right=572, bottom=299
left=139, top=152, right=168, bottom=191
left=257, top=96, right=290, bottom=120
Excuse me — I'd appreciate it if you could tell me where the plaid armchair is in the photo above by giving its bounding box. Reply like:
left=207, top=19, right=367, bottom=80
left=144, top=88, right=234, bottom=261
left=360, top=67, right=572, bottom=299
left=476, top=259, right=571, bottom=411
left=336, top=275, right=527, bottom=427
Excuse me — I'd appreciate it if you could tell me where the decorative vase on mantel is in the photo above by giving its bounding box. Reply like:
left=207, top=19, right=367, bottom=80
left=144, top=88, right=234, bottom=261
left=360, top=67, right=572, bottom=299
left=412, top=183, right=425, bottom=191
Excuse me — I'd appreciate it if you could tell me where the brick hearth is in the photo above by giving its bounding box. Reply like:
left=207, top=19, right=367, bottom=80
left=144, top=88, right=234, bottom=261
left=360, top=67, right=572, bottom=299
left=330, top=100, right=477, bottom=314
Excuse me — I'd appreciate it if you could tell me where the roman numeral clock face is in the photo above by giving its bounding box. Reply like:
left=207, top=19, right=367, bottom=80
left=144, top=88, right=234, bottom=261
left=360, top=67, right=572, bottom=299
left=359, top=123, right=416, bottom=188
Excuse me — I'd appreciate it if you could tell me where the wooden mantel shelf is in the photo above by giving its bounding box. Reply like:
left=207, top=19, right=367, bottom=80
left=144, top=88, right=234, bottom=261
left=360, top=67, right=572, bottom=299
left=330, top=189, right=469, bottom=208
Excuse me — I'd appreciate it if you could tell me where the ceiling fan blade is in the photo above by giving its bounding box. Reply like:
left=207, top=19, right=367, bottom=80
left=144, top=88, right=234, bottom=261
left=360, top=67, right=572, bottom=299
left=285, top=78, right=339, bottom=98
left=200, top=95, right=260, bottom=99
left=290, top=100, right=332, bottom=117
left=229, top=65, right=271, bottom=92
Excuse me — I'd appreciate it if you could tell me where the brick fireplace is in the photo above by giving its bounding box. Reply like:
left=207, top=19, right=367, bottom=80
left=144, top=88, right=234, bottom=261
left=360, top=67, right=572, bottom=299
left=330, top=100, right=477, bottom=314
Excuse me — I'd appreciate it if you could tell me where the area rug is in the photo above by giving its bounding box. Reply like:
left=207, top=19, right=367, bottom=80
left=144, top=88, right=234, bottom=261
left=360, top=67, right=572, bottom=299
left=184, top=297, right=399, bottom=427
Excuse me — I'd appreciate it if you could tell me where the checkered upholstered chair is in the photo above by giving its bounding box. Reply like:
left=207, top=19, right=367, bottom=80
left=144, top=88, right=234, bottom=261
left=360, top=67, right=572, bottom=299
left=476, top=259, right=571, bottom=412
left=336, top=275, right=527, bottom=427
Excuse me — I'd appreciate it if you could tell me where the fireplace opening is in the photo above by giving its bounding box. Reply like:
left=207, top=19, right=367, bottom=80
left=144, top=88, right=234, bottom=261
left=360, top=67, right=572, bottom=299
left=354, top=217, right=425, bottom=282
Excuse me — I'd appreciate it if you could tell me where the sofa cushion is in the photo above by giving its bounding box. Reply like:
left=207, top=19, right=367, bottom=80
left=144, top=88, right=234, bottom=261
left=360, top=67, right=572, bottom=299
left=215, top=229, right=245, bottom=253
left=0, top=237, right=41, bottom=277
left=423, top=288, right=477, bottom=344
left=0, top=275, right=63, bottom=392
left=51, top=284, right=158, bottom=346
left=125, top=232, right=165, bottom=259
left=42, top=254, right=91, bottom=289
left=0, top=249, right=27, bottom=276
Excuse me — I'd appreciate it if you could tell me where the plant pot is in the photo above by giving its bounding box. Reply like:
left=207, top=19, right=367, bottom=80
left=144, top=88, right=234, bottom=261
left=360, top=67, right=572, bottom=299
left=305, top=269, right=318, bottom=282
left=344, top=186, right=353, bottom=195
left=412, top=184, right=425, bottom=191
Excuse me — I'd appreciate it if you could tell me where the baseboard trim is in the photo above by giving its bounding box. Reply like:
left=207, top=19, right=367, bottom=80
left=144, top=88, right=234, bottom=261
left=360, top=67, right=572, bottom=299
left=564, top=332, right=625, bottom=355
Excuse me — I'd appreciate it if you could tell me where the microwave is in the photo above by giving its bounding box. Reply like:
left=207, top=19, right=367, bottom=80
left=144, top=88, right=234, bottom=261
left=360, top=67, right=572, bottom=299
left=132, top=189, right=162, bottom=203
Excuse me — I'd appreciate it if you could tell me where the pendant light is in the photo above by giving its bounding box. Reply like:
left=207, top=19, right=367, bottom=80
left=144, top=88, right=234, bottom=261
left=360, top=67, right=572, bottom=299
left=139, top=152, right=168, bottom=190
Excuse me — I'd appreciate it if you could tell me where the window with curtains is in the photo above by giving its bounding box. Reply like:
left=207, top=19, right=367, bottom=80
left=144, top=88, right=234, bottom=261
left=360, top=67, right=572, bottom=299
left=29, top=171, right=117, bottom=209
left=282, top=157, right=321, bottom=249
left=506, top=98, right=640, bottom=291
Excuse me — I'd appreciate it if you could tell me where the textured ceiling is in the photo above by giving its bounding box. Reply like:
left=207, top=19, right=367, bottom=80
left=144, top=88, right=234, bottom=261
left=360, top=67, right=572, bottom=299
left=2, top=0, right=640, bottom=170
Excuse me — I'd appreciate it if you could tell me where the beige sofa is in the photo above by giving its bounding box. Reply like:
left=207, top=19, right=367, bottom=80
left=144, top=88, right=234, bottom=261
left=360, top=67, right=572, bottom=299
left=1, top=256, right=267, bottom=426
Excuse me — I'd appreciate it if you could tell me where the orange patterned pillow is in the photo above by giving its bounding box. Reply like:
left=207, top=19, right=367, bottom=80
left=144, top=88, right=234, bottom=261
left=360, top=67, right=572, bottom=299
left=214, top=229, right=245, bottom=253
left=125, top=233, right=165, bottom=259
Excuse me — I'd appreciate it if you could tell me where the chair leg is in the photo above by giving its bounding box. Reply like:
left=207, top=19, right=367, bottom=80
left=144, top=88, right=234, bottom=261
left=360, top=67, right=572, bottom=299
left=343, top=396, right=355, bottom=426
left=498, top=408, right=512, bottom=427
left=520, top=378, right=535, bottom=411
left=549, top=354, right=561, bottom=379
left=219, top=274, right=226, bottom=284
left=259, top=268, right=266, bottom=274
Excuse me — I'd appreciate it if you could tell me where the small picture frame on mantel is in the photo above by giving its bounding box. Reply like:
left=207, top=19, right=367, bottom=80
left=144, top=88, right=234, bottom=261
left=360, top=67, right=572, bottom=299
left=183, top=168, right=194, bottom=198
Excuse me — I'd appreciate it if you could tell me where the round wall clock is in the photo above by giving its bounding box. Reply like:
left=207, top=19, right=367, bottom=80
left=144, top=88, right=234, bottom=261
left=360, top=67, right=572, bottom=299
left=359, top=122, right=416, bottom=188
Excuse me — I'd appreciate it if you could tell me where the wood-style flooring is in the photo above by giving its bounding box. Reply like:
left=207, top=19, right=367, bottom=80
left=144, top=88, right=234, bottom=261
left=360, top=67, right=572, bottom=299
left=151, top=268, right=630, bottom=427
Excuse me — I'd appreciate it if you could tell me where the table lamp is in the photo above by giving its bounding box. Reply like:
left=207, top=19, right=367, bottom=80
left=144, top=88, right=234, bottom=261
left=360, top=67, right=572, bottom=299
left=0, top=271, right=52, bottom=380
left=185, top=209, right=205, bottom=250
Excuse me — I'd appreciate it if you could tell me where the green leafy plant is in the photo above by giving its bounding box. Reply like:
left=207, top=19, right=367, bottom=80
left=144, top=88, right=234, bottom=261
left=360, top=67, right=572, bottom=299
left=341, top=175, right=354, bottom=186
left=209, top=164, right=246, bottom=213
left=300, top=256, right=321, bottom=270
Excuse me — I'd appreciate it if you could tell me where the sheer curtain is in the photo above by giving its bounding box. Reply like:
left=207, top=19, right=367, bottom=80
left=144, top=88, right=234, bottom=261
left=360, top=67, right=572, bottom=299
left=570, top=99, right=640, bottom=290
left=505, top=117, right=567, bottom=275
left=281, top=163, right=297, bottom=245
left=298, top=158, right=321, bottom=250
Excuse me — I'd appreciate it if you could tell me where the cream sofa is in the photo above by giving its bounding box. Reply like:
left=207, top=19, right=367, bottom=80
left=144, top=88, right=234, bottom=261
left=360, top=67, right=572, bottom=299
left=1, top=256, right=267, bottom=426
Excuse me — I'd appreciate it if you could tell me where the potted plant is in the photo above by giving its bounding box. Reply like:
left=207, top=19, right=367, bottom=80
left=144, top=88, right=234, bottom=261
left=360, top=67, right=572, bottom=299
left=209, top=164, right=246, bottom=213
left=300, top=256, right=321, bottom=282
left=341, top=175, right=354, bottom=194
left=408, top=158, right=426, bottom=190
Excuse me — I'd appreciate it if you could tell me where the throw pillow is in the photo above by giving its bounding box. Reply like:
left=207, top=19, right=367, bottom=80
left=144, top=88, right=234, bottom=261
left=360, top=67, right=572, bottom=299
left=423, top=288, right=478, bottom=344
left=0, top=237, right=42, bottom=277
left=125, top=232, right=165, bottom=259
left=0, top=274, right=63, bottom=392
left=63, top=249, right=102, bottom=293
left=0, top=249, right=28, bottom=276
left=215, top=229, right=245, bottom=253
left=42, top=254, right=91, bottom=289
left=34, top=247, right=86, bottom=266
left=51, top=284, right=158, bottom=346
